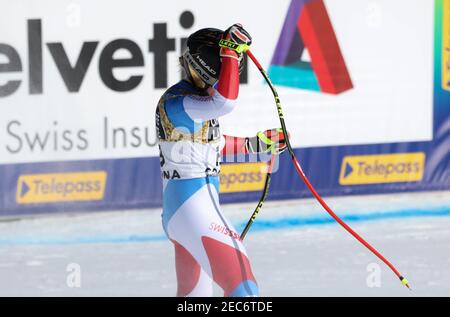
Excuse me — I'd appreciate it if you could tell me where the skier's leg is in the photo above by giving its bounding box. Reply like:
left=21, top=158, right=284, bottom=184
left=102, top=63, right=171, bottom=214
left=163, top=177, right=259, bottom=297
left=201, top=177, right=259, bottom=297
left=163, top=178, right=214, bottom=297
left=173, top=240, right=213, bottom=297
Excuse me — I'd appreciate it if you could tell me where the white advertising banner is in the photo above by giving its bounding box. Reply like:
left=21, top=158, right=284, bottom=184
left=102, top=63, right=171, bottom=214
left=0, top=0, right=434, bottom=165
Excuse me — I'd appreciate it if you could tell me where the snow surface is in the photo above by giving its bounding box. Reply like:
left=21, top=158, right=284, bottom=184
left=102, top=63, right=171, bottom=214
left=1, top=190, right=449, bottom=296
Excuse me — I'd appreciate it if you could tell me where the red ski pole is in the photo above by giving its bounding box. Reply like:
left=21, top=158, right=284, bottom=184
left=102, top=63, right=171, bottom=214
left=245, top=49, right=411, bottom=290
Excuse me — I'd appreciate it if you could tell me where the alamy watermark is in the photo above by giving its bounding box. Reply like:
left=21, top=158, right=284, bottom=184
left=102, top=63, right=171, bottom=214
left=366, top=262, right=381, bottom=288
left=66, top=263, right=81, bottom=288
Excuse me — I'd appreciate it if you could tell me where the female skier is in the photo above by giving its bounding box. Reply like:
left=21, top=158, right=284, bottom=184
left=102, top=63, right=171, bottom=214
left=155, top=24, right=287, bottom=297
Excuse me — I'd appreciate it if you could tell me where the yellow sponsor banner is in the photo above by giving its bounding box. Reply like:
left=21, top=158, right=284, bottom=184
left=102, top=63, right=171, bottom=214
left=16, top=171, right=107, bottom=204
left=219, top=162, right=267, bottom=193
left=339, top=153, right=425, bottom=185
left=443, top=0, right=450, bottom=91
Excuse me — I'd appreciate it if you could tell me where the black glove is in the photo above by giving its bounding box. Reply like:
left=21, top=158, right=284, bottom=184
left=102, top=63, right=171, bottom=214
left=220, top=23, right=252, bottom=60
left=223, top=23, right=252, bottom=46
left=245, top=128, right=288, bottom=154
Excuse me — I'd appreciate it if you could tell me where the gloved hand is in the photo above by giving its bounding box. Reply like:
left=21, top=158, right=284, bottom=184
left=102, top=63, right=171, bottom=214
left=220, top=23, right=252, bottom=61
left=245, top=128, right=288, bottom=154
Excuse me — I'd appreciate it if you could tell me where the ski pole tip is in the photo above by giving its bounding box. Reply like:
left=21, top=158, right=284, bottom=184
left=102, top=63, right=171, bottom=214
left=400, top=276, right=411, bottom=290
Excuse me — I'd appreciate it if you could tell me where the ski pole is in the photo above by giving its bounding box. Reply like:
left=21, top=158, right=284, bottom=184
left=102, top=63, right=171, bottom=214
left=245, top=49, right=411, bottom=290
left=216, top=39, right=411, bottom=289
left=240, top=154, right=277, bottom=240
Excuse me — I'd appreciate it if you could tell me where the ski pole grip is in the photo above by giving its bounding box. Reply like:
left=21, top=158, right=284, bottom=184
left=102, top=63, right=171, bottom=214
left=218, top=39, right=249, bottom=54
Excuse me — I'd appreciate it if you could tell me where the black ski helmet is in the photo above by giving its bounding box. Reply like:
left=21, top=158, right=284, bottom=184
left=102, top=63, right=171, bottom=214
left=182, top=28, right=244, bottom=87
left=182, top=28, right=223, bottom=87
